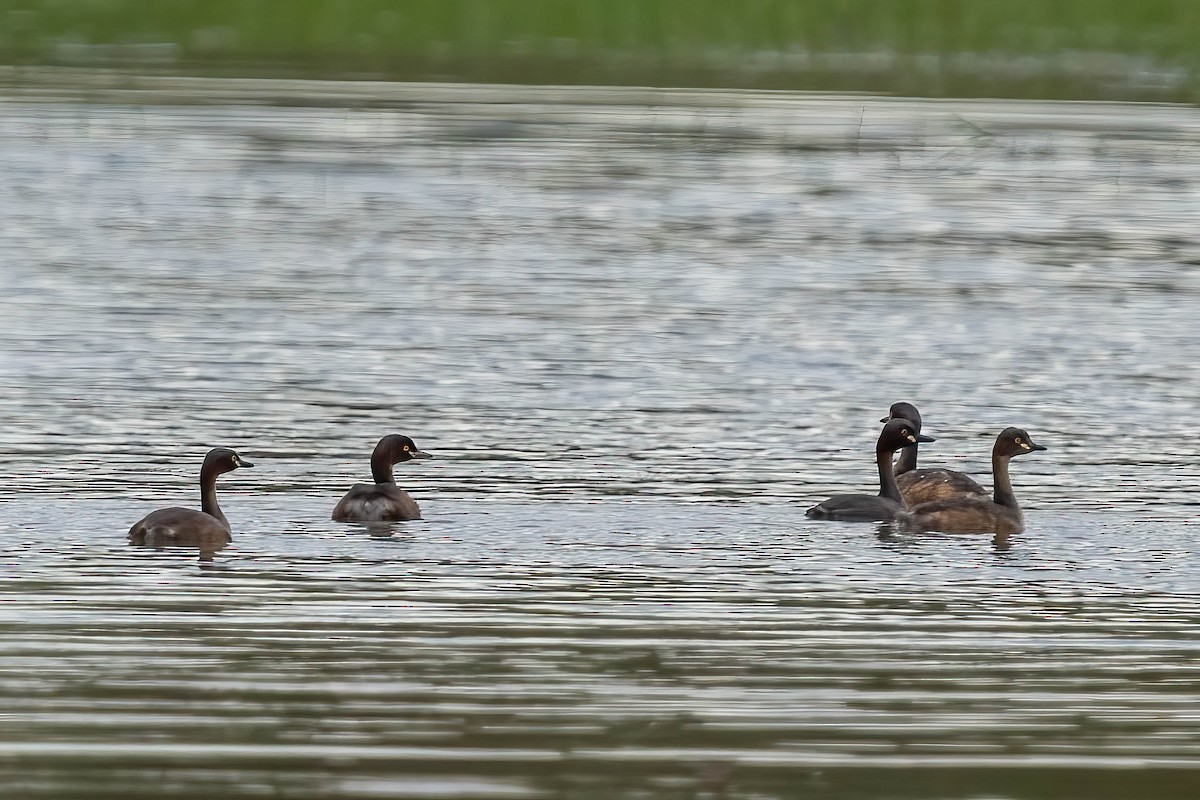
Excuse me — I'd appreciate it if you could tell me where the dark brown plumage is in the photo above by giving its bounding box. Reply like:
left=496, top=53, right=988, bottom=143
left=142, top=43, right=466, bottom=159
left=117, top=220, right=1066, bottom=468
left=805, top=419, right=935, bottom=522
left=898, top=427, right=1046, bottom=535
left=128, top=448, right=253, bottom=550
left=332, top=434, right=431, bottom=522
left=882, top=402, right=988, bottom=505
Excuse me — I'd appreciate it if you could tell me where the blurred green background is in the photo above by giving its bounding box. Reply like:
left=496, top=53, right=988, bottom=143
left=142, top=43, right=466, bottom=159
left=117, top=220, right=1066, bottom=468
left=1, top=0, right=1198, bottom=100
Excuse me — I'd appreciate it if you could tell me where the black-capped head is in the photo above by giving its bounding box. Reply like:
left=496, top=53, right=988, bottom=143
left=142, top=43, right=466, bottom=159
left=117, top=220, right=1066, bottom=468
left=878, top=417, right=934, bottom=453
left=375, top=434, right=431, bottom=464
left=369, top=434, right=430, bottom=484
left=202, top=447, right=253, bottom=476
left=881, top=402, right=922, bottom=428
left=993, top=427, right=1047, bottom=459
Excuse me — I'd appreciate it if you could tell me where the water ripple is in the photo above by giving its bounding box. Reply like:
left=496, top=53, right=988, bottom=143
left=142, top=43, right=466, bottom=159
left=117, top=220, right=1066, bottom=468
left=3, top=85, right=1200, bottom=797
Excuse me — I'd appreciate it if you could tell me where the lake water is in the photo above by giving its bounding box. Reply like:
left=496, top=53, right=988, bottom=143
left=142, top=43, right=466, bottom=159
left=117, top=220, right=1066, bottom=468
left=2, top=79, right=1199, bottom=798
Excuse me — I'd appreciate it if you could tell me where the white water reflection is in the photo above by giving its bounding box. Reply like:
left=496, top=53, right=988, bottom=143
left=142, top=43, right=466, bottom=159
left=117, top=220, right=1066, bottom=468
left=2, top=84, right=1200, bottom=798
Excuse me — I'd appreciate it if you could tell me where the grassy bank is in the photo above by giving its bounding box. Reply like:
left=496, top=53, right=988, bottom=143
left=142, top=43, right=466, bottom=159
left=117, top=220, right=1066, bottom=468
left=1, top=0, right=1198, bottom=100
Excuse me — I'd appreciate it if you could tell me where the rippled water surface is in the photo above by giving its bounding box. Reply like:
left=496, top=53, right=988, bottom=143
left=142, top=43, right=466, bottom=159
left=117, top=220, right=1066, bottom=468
left=2, top=82, right=1199, bottom=798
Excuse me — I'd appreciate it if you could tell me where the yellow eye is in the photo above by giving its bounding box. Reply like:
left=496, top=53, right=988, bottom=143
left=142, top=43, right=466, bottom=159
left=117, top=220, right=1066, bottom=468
left=403, top=445, right=410, bottom=452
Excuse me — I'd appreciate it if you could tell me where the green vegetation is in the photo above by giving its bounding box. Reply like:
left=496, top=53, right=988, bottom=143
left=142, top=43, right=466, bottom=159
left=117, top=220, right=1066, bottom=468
left=2, top=0, right=1199, bottom=100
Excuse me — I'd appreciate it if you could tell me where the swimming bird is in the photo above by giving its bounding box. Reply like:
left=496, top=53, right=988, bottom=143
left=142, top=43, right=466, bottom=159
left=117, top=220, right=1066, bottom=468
left=332, top=434, right=431, bottom=522
left=128, top=448, right=253, bottom=549
left=897, top=427, right=1046, bottom=535
left=805, top=418, right=934, bottom=522
left=882, top=401, right=988, bottom=506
